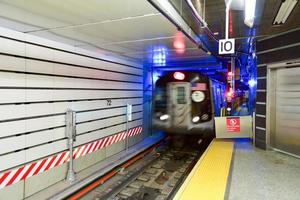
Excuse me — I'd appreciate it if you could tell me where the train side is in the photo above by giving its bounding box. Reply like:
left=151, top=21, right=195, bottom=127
left=153, top=71, right=226, bottom=136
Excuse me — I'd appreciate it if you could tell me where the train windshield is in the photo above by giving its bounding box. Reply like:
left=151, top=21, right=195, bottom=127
left=177, top=86, right=186, bottom=104
left=155, top=87, right=167, bottom=109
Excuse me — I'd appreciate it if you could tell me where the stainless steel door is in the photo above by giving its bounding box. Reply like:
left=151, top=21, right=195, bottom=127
left=273, top=67, right=300, bottom=156
left=167, top=82, right=191, bottom=129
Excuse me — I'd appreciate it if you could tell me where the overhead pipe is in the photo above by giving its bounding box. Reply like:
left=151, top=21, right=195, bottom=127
left=186, top=0, right=245, bottom=61
left=186, top=0, right=207, bottom=27
left=225, top=0, right=233, bottom=39
left=185, top=0, right=218, bottom=42
left=148, top=0, right=234, bottom=59
left=147, top=0, right=211, bottom=54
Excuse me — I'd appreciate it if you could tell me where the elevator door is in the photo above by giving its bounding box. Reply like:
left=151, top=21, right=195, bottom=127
left=273, top=67, right=300, bottom=156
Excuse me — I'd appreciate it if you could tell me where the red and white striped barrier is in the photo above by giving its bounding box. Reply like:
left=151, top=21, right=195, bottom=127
left=0, top=126, right=142, bottom=189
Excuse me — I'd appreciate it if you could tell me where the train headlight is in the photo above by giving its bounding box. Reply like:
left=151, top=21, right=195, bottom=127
left=173, top=71, right=185, bottom=80
left=201, top=114, right=209, bottom=121
left=160, top=114, right=169, bottom=121
left=191, top=91, right=205, bottom=102
left=192, top=116, right=200, bottom=123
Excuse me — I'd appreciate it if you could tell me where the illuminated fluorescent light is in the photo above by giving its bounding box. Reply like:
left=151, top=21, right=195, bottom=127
left=248, top=79, right=257, bottom=87
left=244, top=0, right=256, bottom=28
left=273, top=0, right=298, bottom=25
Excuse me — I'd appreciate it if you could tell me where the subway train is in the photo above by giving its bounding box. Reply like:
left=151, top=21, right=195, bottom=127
left=153, top=71, right=226, bottom=136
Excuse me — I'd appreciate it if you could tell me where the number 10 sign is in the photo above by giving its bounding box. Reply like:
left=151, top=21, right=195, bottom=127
left=219, top=38, right=235, bottom=54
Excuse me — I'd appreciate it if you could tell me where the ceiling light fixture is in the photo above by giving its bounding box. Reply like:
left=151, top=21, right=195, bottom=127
left=273, top=0, right=298, bottom=25
left=244, top=0, right=256, bottom=28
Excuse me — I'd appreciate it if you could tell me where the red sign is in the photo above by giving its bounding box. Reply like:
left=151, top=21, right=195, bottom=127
left=226, top=117, right=240, bottom=132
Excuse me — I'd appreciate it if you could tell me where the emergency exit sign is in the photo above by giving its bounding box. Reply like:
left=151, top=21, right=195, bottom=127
left=219, top=38, right=235, bottom=54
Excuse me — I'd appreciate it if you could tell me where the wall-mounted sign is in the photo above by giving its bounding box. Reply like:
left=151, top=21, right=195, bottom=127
left=226, top=117, right=240, bottom=132
left=219, top=38, right=235, bottom=54
left=127, top=104, right=132, bottom=121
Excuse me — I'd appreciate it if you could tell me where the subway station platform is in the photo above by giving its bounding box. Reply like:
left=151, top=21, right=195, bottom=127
left=0, top=0, right=299, bottom=200
left=174, top=139, right=300, bottom=200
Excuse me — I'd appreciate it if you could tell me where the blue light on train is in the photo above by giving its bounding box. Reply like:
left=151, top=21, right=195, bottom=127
left=248, top=79, right=256, bottom=87
left=153, top=47, right=167, bottom=66
left=153, top=71, right=162, bottom=84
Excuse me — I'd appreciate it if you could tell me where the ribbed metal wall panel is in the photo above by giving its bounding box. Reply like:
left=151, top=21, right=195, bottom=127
left=0, top=29, right=144, bottom=172
left=256, top=28, right=300, bottom=149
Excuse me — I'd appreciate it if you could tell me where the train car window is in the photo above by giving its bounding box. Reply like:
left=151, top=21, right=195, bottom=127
left=177, top=87, right=186, bottom=104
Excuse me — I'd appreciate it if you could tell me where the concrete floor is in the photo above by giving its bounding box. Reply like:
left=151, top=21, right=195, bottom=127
left=227, top=139, right=300, bottom=200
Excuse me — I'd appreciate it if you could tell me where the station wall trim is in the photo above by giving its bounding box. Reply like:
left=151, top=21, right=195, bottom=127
left=0, top=32, right=141, bottom=70
left=0, top=126, right=142, bottom=189
left=0, top=115, right=142, bottom=155
left=0, top=104, right=142, bottom=124
left=0, top=53, right=143, bottom=78
left=0, top=126, right=143, bottom=189
left=0, top=97, right=143, bottom=106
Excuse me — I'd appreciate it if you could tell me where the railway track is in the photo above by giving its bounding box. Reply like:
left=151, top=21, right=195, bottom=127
left=68, top=137, right=211, bottom=200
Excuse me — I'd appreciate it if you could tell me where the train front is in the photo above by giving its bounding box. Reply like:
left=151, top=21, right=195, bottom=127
left=153, top=71, right=215, bottom=136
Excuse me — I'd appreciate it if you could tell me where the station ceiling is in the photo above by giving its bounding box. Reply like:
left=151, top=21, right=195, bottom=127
left=0, top=0, right=209, bottom=66
left=0, top=0, right=298, bottom=67
left=258, top=0, right=300, bottom=37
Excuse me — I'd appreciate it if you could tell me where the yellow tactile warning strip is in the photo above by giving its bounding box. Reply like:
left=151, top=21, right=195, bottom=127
left=174, top=139, right=234, bottom=200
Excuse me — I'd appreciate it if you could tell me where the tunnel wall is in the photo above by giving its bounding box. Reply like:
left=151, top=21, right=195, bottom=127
left=0, top=27, right=147, bottom=198
left=255, top=28, right=300, bottom=149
